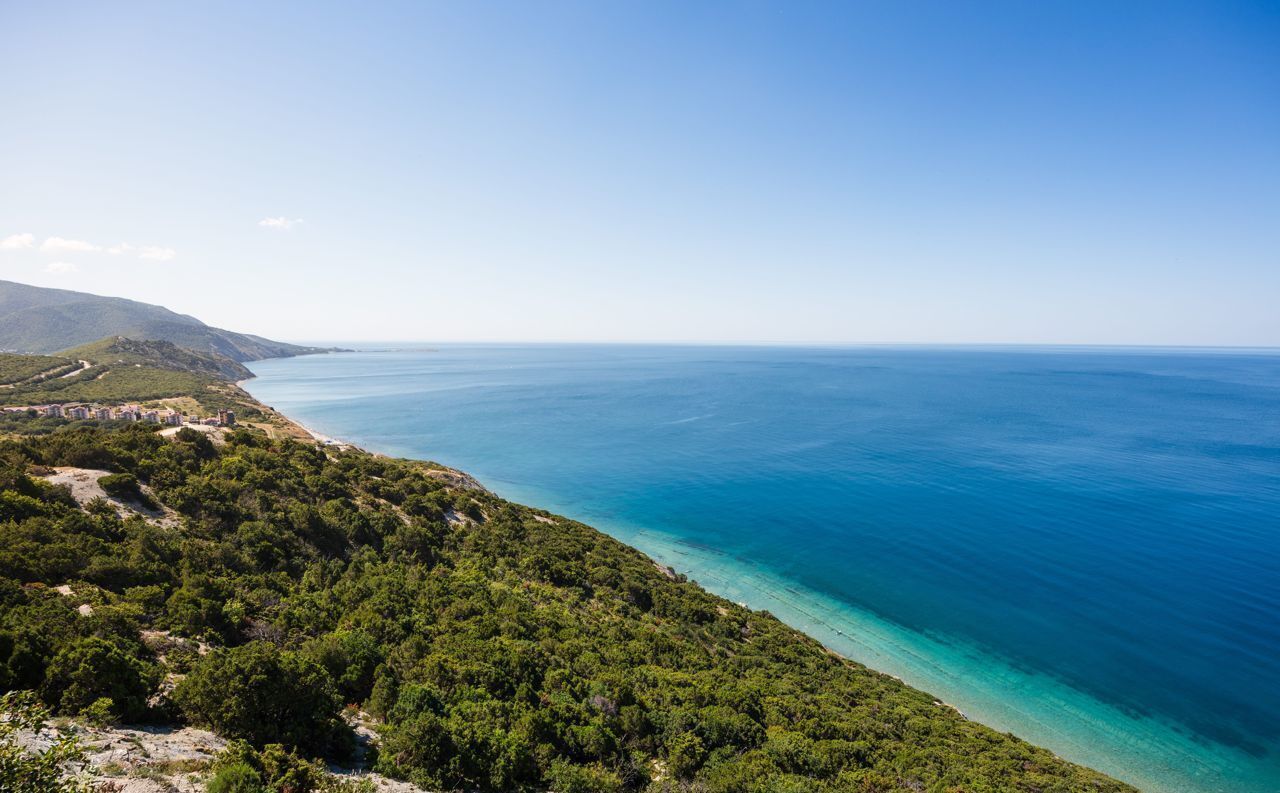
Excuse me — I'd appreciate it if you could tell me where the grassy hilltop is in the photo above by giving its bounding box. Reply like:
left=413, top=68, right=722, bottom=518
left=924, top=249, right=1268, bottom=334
left=63, top=337, right=255, bottom=381
left=0, top=373, right=1135, bottom=792
left=0, top=338, right=256, bottom=415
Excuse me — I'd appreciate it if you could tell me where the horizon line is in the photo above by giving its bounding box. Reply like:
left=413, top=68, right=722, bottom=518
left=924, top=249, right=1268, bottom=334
left=275, top=339, right=1280, bottom=353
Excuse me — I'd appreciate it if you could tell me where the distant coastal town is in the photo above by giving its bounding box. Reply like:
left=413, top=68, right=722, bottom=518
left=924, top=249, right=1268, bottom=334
left=2, top=402, right=236, bottom=427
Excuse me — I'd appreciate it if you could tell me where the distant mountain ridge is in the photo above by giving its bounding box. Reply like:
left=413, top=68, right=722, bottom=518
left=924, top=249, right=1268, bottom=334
left=0, top=279, right=325, bottom=361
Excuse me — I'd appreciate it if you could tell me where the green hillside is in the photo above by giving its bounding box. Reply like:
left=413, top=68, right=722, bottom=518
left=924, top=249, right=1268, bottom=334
left=0, top=353, right=78, bottom=386
left=0, top=338, right=254, bottom=409
left=0, top=279, right=326, bottom=361
left=0, top=365, right=210, bottom=408
left=0, top=416, right=1136, bottom=793
left=63, top=337, right=253, bottom=381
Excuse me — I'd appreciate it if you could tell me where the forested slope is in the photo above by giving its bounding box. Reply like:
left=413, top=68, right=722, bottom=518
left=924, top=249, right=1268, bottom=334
left=0, top=340, right=252, bottom=410
left=0, top=419, right=1134, bottom=793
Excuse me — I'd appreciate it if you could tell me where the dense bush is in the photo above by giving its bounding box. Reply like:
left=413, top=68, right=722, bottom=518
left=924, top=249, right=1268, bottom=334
left=546, top=759, right=625, bottom=793
left=300, top=629, right=382, bottom=704
left=174, top=643, right=349, bottom=755
left=42, top=636, right=157, bottom=722
left=97, top=472, right=142, bottom=500
left=207, top=741, right=372, bottom=793
left=206, top=763, right=264, bottom=793
left=98, top=471, right=161, bottom=511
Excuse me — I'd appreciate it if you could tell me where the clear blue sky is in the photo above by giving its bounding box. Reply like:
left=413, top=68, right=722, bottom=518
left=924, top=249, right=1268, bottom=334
left=1, top=1, right=1277, bottom=345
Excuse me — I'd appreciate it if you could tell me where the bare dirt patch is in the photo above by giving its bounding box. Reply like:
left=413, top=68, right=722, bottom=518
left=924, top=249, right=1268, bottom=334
left=44, top=467, right=114, bottom=503
left=42, top=467, right=181, bottom=528
left=19, top=721, right=429, bottom=793
left=158, top=423, right=226, bottom=444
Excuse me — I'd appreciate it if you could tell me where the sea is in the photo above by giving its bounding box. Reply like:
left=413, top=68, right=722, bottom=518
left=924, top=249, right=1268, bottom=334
left=242, top=344, right=1280, bottom=793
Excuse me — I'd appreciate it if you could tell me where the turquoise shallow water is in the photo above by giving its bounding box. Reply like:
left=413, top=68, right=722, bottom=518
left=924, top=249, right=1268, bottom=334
left=244, top=344, right=1280, bottom=793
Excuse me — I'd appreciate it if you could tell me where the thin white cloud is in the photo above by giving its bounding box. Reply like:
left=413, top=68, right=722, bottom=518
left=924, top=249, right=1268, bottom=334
left=259, top=216, right=303, bottom=231
left=41, top=236, right=102, bottom=253
left=0, top=233, right=35, bottom=250
left=45, top=261, right=80, bottom=274
left=138, top=245, right=177, bottom=261
left=24, top=236, right=178, bottom=262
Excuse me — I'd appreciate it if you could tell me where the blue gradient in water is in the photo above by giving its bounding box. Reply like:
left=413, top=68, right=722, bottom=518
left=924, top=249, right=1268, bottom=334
left=244, top=345, right=1280, bottom=792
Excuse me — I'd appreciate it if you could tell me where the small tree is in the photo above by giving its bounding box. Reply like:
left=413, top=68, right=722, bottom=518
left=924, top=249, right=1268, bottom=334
left=42, top=636, right=157, bottom=721
left=545, top=759, right=624, bottom=793
left=666, top=731, right=706, bottom=779
left=97, top=472, right=143, bottom=501
left=97, top=472, right=159, bottom=510
left=173, top=642, right=349, bottom=756
left=206, top=740, right=373, bottom=793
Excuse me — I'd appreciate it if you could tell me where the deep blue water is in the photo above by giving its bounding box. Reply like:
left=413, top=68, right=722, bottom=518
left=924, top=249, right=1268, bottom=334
left=244, top=345, right=1280, bottom=792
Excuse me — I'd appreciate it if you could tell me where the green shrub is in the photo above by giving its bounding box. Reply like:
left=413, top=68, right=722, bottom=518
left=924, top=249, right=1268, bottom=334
left=667, top=732, right=706, bottom=779
left=80, top=696, right=116, bottom=726
left=373, top=712, right=451, bottom=788
left=165, top=577, right=237, bottom=641
left=545, top=759, right=624, bottom=793
left=300, top=630, right=382, bottom=704
left=98, top=472, right=160, bottom=510
left=42, top=636, right=156, bottom=721
left=173, top=642, right=349, bottom=755
left=97, top=473, right=142, bottom=500
left=206, top=762, right=264, bottom=793
left=255, top=744, right=328, bottom=793
left=208, top=741, right=371, bottom=793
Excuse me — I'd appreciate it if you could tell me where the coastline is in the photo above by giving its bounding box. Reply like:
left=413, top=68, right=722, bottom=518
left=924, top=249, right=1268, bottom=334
left=294, top=419, right=352, bottom=449
left=236, top=366, right=1277, bottom=793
